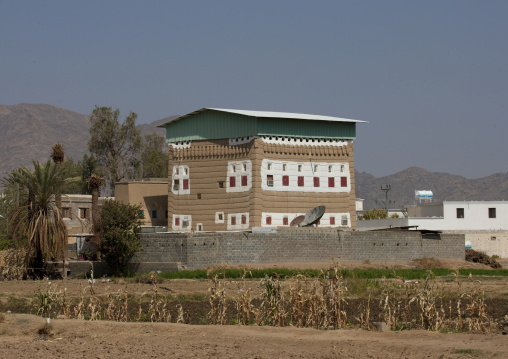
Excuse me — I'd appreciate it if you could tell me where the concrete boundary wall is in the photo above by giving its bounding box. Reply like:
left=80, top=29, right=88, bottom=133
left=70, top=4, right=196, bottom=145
left=133, top=228, right=465, bottom=270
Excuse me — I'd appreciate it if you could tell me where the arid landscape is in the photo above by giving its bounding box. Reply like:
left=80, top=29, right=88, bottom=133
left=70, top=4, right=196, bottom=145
left=1, top=259, right=508, bottom=358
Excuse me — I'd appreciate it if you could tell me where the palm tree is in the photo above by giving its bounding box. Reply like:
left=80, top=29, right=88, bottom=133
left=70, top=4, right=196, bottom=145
left=50, top=143, right=65, bottom=214
left=2, top=160, right=77, bottom=276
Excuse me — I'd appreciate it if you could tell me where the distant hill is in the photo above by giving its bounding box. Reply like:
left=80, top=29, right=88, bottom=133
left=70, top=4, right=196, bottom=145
left=0, top=103, right=175, bottom=177
left=1, top=104, right=507, bottom=206
left=356, top=167, right=508, bottom=209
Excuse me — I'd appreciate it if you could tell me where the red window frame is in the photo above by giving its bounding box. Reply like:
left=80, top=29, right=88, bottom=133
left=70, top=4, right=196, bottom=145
left=283, top=217, right=288, bottom=225
left=231, top=216, right=236, bottom=225
left=241, top=215, right=246, bottom=224
left=183, top=179, right=189, bottom=190
left=230, top=176, right=236, bottom=187
left=241, top=175, right=248, bottom=186
left=328, top=177, right=335, bottom=187
left=266, top=216, right=272, bottom=225
left=330, top=216, right=335, bottom=225
left=340, top=177, right=347, bottom=187
left=175, top=217, right=180, bottom=226
left=282, top=175, right=289, bottom=186
left=313, top=177, right=320, bottom=187
left=298, top=176, right=304, bottom=187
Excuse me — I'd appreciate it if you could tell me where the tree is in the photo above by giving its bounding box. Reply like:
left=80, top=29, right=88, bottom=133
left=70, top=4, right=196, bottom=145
left=50, top=143, right=65, bottom=214
left=88, top=106, right=142, bottom=194
left=87, top=173, right=104, bottom=243
left=358, top=208, right=388, bottom=220
left=2, top=161, right=78, bottom=276
left=141, top=133, right=168, bottom=178
left=98, top=199, right=143, bottom=275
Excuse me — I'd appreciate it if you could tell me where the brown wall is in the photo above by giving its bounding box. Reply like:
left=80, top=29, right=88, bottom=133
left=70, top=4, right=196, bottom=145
left=167, top=138, right=357, bottom=231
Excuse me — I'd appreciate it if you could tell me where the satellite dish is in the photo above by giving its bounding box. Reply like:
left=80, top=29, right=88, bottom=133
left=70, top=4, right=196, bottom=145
left=290, top=215, right=305, bottom=227
left=299, top=205, right=326, bottom=227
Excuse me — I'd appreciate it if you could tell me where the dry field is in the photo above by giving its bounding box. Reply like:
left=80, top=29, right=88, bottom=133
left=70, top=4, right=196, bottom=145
left=1, top=259, right=508, bottom=358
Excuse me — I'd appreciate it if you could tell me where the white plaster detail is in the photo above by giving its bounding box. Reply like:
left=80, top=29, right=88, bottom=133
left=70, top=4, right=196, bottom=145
left=261, top=212, right=351, bottom=228
left=226, top=160, right=252, bottom=193
left=172, top=165, right=190, bottom=195
left=227, top=212, right=250, bottom=230
left=260, top=136, right=350, bottom=147
left=261, top=159, right=351, bottom=193
left=172, top=214, right=192, bottom=231
left=229, top=136, right=255, bottom=146
left=169, top=141, right=192, bottom=149
left=215, top=212, right=225, bottom=223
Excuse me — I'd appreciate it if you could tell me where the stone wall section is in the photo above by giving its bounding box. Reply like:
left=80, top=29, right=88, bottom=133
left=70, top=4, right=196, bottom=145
left=133, top=229, right=465, bottom=269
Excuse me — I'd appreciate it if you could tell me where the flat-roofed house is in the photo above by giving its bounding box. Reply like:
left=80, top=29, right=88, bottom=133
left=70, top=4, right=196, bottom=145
left=159, top=108, right=366, bottom=232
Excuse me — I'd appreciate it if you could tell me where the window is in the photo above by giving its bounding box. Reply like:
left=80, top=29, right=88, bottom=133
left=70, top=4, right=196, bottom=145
left=267, top=163, right=272, bottom=170
left=313, top=177, right=320, bottom=187
left=489, top=208, right=496, bottom=218
left=282, top=175, right=289, bottom=186
left=231, top=164, right=236, bottom=173
left=218, top=181, right=224, bottom=188
left=241, top=175, right=248, bottom=186
left=282, top=164, right=287, bottom=172
left=457, top=208, right=464, bottom=219
left=175, top=167, right=179, bottom=175
left=231, top=216, right=236, bottom=225
left=196, top=224, right=203, bottom=232
left=298, top=176, right=304, bottom=187
left=314, top=165, right=318, bottom=172
left=267, top=175, right=274, bottom=187
left=328, top=165, right=333, bottom=173
left=173, top=180, right=180, bottom=191
left=242, top=163, right=247, bottom=172
left=62, top=207, right=72, bottom=219
left=182, top=217, right=189, bottom=228
left=79, top=208, right=89, bottom=219
left=139, top=210, right=144, bottom=217
left=341, top=215, right=348, bottom=226
left=330, top=216, right=335, bottom=225
left=175, top=216, right=180, bottom=226
left=218, top=213, right=223, bottom=221
left=230, top=176, right=236, bottom=187
left=241, top=215, right=247, bottom=225
left=283, top=217, right=288, bottom=225
left=266, top=216, right=272, bottom=225
left=328, top=177, right=335, bottom=187
left=165, top=210, right=168, bottom=218
left=340, top=177, right=347, bottom=187
left=183, top=179, right=189, bottom=190
left=298, top=164, right=302, bottom=172
left=184, top=167, right=188, bottom=175
left=152, top=210, right=158, bottom=219
left=197, top=193, right=202, bottom=199
left=340, top=165, right=345, bottom=173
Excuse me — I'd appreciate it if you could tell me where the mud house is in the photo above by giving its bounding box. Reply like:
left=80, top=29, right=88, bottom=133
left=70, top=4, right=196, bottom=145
left=159, top=108, right=366, bottom=232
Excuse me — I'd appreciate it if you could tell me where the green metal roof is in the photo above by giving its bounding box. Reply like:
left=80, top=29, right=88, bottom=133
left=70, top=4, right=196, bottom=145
left=159, top=108, right=365, bottom=143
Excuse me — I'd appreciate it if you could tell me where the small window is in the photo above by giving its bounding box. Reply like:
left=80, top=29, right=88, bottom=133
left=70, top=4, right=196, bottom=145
left=283, top=217, right=288, bottom=226
left=282, top=164, right=287, bottom=172
left=152, top=210, right=158, bottom=219
left=341, top=215, right=348, bottom=226
left=340, top=165, right=345, bottom=173
left=165, top=210, right=168, bottom=218
left=328, top=165, right=333, bottom=173
left=267, top=175, right=274, bottom=187
left=173, top=180, right=180, bottom=191
left=241, top=215, right=247, bottom=225
left=457, top=208, right=464, bottom=219
left=314, top=165, right=318, bottom=172
left=230, top=176, right=236, bottom=187
left=242, top=163, right=247, bottom=172
left=196, top=224, right=203, bottom=232
left=175, top=216, right=180, bottom=226
left=218, top=181, right=224, bottom=188
left=175, top=167, right=179, bottom=175
left=266, top=216, right=272, bottom=225
left=183, top=179, right=189, bottom=190
left=197, top=193, right=202, bottom=199
left=79, top=208, right=89, bottom=219
left=489, top=208, right=496, bottom=218
left=231, top=164, right=236, bottom=173
left=267, top=163, right=272, bottom=170
left=328, top=177, right=335, bottom=187
left=282, top=175, right=289, bottom=186
left=340, top=177, right=347, bottom=187
left=330, top=216, right=335, bottom=225
left=298, top=164, right=302, bottom=172
left=184, top=167, right=188, bottom=175
left=313, top=177, right=320, bottom=187
left=231, top=216, right=236, bottom=225
left=298, top=176, right=304, bottom=187
left=62, top=207, right=72, bottom=219
left=218, top=213, right=223, bottom=221
left=241, top=175, right=248, bottom=186
left=139, top=210, right=144, bottom=217
left=182, top=217, right=189, bottom=228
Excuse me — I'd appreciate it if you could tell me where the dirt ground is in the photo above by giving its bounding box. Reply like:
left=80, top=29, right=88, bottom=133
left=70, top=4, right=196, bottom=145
left=1, top=259, right=508, bottom=358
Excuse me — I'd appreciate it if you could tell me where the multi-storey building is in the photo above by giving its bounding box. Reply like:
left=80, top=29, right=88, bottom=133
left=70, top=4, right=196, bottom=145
left=160, top=108, right=365, bottom=232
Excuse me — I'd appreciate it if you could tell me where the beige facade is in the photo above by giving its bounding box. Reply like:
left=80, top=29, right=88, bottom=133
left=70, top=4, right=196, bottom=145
left=168, top=138, right=357, bottom=232
left=61, top=194, right=93, bottom=235
left=115, top=179, right=169, bottom=227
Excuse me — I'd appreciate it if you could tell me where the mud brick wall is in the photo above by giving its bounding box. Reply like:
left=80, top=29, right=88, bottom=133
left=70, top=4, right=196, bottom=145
left=133, top=229, right=465, bottom=270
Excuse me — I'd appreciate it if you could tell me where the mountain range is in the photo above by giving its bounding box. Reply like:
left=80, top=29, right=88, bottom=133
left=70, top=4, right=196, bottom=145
left=1, top=104, right=507, bottom=208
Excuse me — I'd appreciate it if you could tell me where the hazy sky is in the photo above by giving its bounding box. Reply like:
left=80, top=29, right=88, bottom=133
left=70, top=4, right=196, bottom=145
left=2, top=1, right=507, bottom=179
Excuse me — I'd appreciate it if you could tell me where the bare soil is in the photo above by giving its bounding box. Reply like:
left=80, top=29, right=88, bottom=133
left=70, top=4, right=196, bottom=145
left=1, top=259, right=508, bottom=358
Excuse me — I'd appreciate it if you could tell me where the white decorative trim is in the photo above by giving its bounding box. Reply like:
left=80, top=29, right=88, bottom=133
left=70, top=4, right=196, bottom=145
left=227, top=212, right=250, bottom=230
left=169, top=141, right=192, bottom=149
left=261, top=159, right=351, bottom=193
left=172, top=165, right=190, bottom=195
left=261, top=212, right=351, bottom=228
left=260, top=136, right=350, bottom=147
left=229, top=136, right=255, bottom=146
left=226, top=160, right=252, bottom=193
left=172, top=214, right=192, bottom=231
left=215, top=212, right=225, bottom=223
